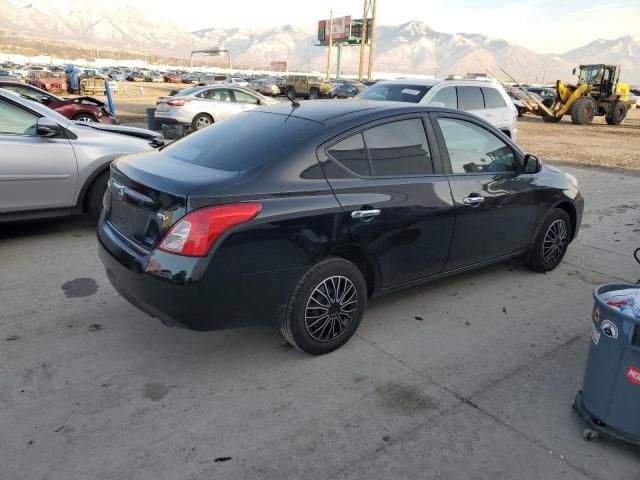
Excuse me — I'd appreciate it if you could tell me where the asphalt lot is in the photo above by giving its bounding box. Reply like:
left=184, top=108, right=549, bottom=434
left=1, top=164, right=640, bottom=479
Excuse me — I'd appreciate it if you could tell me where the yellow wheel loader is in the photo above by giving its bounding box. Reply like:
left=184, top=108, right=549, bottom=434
left=540, top=64, right=629, bottom=125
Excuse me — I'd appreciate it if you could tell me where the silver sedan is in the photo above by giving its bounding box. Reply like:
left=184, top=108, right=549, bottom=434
left=154, top=85, right=279, bottom=131
left=0, top=89, right=161, bottom=221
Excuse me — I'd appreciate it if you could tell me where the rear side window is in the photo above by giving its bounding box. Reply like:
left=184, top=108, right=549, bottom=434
left=364, top=119, right=433, bottom=176
left=457, top=86, right=484, bottom=110
left=429, top=87, right=457, bottom=109
left=482, top=87, right=506, bottom=108
left=163, top=112, right=322, bottom=172
left=327, top=134, right=370, bottom=176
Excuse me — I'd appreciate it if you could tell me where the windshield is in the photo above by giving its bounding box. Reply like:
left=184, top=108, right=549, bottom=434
left=357, top=83, right=432, bottom=103
left=579, top=66, right=603, bottom=85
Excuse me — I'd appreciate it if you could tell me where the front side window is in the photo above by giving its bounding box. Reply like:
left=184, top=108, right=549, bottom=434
left=429, top=87, right=457, bottom=109
left=437, top=118, right=516, bottom=174
left=457, top=86, right=484, bottom=110
left=363, top=119, right=433, bottom=176
left=0, top=99, right=38, bottom=135
left=232, top=90, right=259, bottom=104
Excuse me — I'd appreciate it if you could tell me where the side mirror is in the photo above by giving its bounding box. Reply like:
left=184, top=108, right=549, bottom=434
left=523, top=154, right=541, bottom=174
left=36, top=117, right=63, bottom=138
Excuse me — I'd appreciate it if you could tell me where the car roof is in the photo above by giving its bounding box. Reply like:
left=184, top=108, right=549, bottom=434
left=255, top=99, right=440, bottom=124
left=373, top=78, right=443, bottom=87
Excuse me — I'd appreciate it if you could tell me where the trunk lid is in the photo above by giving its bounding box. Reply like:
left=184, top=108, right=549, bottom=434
left=105, top=150, right=240, bottom=250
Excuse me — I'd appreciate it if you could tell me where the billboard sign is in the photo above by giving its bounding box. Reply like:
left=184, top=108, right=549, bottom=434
left=317, top=16, right=351, bottom=42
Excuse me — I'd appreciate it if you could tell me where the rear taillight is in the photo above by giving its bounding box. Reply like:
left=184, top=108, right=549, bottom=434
left=157, top=203, right=262, bottom=257
left=167, top=99, right=191, bottom=107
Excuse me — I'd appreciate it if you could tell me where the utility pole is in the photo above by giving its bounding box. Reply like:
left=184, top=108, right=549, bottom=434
left=358, top=0, right=370, bottom=81
left=367, top=0, right=378, bottom=81
left=326, top=9, right=333, bottom=81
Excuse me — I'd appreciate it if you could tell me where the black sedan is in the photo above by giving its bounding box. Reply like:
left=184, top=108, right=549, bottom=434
left=98, top=100, right=583, bottom=355
left=332, top=82, right=367, bottom=99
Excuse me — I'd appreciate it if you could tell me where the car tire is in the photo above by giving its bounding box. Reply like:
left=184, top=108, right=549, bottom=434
left=570, top=97, right=596, bottom=125
left=281, top=257, right=367, bottom=355
left=191, top=113, right=213, bottom=131
left=285, top=87, right=296, bottom=99
left=86, top=170, right=109, bottom=219
left=332, top=95, right=339, bottom=99
left=309, top=89, right=319, bottom=100
left=605, top=100, right=627, bottom=125
left=73, top=113, right=96, bottom=122
left=525, top=208, right=572, bottom=273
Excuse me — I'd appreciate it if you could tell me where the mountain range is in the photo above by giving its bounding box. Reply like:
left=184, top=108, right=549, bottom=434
left=1, top=0, right=638, bottom=84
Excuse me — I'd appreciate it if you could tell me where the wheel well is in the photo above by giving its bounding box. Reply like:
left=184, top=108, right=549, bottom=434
left=555, top=201, right=577, bottom=240
left=330, top=248, right=377, bottom=297
left=73, top=112, right=97, bottom=120
left=80, top=167, right=109, bottom=213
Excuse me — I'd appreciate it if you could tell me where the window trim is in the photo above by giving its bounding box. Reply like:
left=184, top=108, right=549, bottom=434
left=429, top=111, right=525, bottom=176
left=322, top=115, right=440, bottom=179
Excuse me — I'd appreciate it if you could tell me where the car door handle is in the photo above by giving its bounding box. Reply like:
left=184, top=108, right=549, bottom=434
left=463, top=196, right=485, bottom=206
left=352, top=209, right=381, bottom=220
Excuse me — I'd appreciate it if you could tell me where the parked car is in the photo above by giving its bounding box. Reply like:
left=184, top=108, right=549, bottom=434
left=163, top=72, right=182, bottom=83
left=109, top=71, right=126, bottom=81
left=99, top=100, right=583, bottom=355
left=0, top=70, right=21, bottom=82
left=127, top=71, right=145, bottom=82
left=248, top=79, right=281, bottom=96
left=79, top=70, right=118, bottom=93
left=144, top=72, right=164, bottom=83
left=154, top=85, right=278, bottom=131
left=285, top=75, right=333, bottom=99
left=0, top=90, right=162, bottom=222
left=357, top=78, right=518, bottom=141
left=0, top=81, right=117, bottom=124
left=332, top=82, right=367, bottom=99
left=181, top=73, right=198, bottom=84
left=224, top=77, right=250, bottom=87
left=197, top=74, right=227, bottom=86
left=27, top=71, right=67, bottom=93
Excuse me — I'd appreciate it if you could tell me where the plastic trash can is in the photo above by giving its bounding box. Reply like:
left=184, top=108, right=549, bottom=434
left=574, top=283, right=640, bottom=445
left=146, top=108, right=162, bottom=131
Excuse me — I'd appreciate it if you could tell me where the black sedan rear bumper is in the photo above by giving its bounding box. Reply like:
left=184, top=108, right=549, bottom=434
left=98, top=219, right=299, bottom=331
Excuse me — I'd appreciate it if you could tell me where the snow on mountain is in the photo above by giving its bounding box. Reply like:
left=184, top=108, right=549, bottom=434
left=561, top=35, right=640, bottom=85
left=0, top=0, right=637, bottom=84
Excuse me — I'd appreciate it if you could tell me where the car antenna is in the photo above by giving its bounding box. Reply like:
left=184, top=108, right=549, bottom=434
left=285, top=90, right=300, bottom=108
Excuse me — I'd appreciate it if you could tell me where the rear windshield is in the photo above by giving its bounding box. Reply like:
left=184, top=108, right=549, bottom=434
left=162, top=111, right=322, bottom=171
left=358, top=83, right=432, bottom=103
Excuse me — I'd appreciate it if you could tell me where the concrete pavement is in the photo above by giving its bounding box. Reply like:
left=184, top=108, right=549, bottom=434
left=1, top=164, right=639, bottom=479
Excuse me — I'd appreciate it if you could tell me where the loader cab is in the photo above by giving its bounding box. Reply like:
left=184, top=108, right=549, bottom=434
left=577, top=64, right=620, bottom=99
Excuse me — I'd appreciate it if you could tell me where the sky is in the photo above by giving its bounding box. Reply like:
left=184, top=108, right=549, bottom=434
left=123, top=0, right=640, bottom=53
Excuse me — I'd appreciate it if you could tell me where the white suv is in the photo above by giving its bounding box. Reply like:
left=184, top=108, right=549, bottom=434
left=358, top=78, right=518, bottom=141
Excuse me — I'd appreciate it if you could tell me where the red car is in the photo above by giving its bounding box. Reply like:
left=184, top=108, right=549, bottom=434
left=0, top=81, right=117, bottom=124
left=27, top=70, right=67, bottom=93
left=163, top=73, right=182, bottom=83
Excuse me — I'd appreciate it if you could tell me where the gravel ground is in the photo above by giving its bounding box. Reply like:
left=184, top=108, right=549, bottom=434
left=518, top=109, right=640, bottom=172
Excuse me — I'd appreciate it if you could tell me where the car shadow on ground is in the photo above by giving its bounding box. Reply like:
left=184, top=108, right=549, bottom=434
left=0, top=216, right=97, bottom=240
